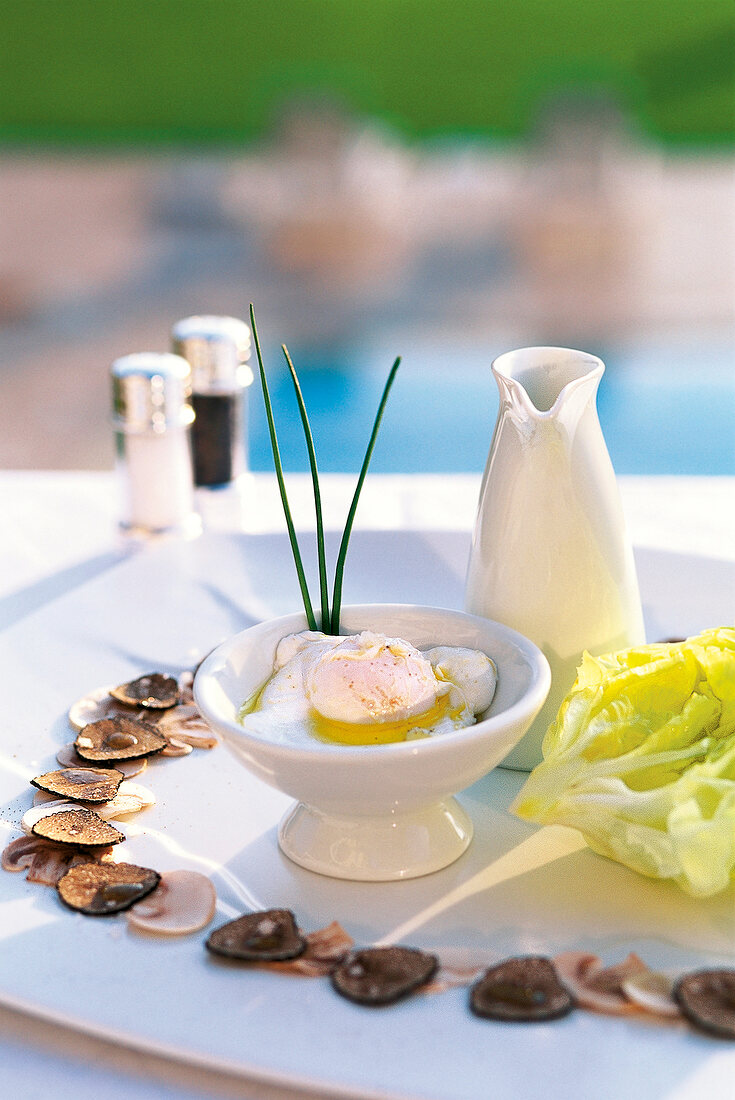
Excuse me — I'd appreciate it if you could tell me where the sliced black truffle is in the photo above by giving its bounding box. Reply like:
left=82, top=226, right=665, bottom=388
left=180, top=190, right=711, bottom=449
left=470, top=957, right=574, bottom=1022
left=31, top=808, right=125, bottom=848
left=331, top=946, right=438, bottom=1006
left=206, top=908, right=307, bottom=961
left=75, top=716, right=167, bottom=762
left=31, top=767, right=124, bottom=804
left=57, top=861, right=160, bottom=915
left=673, top=969, right=735, bottom=1039
left=110, top=673, right=180, bottom=710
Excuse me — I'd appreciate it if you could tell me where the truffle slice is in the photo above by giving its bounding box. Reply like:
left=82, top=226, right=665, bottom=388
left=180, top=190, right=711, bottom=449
left=470, top=957, right=574, bottom=1022
left=31, top=767, right=124, bottom=804
left=75, top=716, right=167, bottom=762
left=673, top=969, right=735, bottom=1039
left=110, top=674, right=180, bottom=710
left=31, top=808, right=125, bottom=848
left=57, top=742, right=147, bottom=778
left=331, top=946, right=438, bottom=1006
left=206, top=908, right=307, bottom=962
left=57, top=862, right=160, bottom=915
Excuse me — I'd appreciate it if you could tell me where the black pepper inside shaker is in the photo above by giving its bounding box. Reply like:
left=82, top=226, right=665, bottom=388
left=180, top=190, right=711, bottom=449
left=171, top=315, right=253, bottom=488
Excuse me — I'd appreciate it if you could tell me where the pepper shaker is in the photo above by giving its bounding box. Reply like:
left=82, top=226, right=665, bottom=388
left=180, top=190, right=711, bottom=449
left=111, top=352, right=200, bottom=538
left=171, top=315, right=253, bottom=490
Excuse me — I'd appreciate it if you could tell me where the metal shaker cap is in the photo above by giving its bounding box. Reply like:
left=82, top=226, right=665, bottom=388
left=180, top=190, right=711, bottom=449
left=171, top=315, right=254, bottom=394
left=111, top=352, right=195, bottom=433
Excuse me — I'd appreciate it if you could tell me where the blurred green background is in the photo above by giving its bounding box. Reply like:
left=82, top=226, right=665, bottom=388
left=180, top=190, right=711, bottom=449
left=1, top=0, right=734, bottom=148
left=0, top=0, right=733, bottom=473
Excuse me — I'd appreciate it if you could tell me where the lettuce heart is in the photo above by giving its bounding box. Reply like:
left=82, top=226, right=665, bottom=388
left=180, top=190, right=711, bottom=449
left=512, top=627, right=735, bottom=897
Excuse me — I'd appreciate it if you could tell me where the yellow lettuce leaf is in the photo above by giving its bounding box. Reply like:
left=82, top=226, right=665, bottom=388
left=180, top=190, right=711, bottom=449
left=512, top=627, right=735, bottom=897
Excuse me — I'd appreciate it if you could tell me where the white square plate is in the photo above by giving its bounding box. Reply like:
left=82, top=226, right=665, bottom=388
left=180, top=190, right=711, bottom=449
left=1, top=532, right=733, bottom=1100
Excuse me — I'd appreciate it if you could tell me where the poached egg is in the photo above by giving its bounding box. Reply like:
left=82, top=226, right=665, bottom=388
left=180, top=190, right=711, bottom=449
left=240, top=630, right=497, bottom=747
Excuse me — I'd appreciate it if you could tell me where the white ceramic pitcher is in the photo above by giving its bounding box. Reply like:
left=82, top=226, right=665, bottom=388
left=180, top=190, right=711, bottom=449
left=465, top=346, right=645, bottom=770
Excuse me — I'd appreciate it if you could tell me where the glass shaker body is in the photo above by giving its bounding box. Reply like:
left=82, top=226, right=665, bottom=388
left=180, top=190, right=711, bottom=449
left=171, top=315, right=253, bottom=490
left=112, top=353, right=200, bottom=538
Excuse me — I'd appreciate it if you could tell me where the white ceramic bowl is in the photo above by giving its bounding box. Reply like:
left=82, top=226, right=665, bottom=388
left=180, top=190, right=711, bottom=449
left=194, top=605, right=550, bottom=881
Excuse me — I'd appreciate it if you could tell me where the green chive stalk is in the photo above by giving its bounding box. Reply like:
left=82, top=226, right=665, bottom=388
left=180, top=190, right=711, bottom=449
left=282, top=343, right=330, bottom=633
left=330, top=356, right=400, bottom=634
left=249, top=304, right=317, bottom=631
left=250, top=303, right=400, bottom=636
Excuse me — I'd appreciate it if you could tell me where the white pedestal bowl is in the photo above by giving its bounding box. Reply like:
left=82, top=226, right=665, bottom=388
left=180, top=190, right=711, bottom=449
left=194, top=604, right=550, bottom=881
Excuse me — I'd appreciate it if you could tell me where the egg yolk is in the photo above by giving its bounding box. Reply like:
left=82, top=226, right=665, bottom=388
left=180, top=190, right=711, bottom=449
left=309, top=691, right=463, bottom=745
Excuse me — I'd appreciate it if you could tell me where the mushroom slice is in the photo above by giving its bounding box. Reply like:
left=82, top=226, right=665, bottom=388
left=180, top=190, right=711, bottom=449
left=57, top=742, right=148, bottom=778
left=31, top=807, right=125, bottom=848
left=31, top=780, right=154, bottom=822
left=553, top=950, right=648, bottom=1015
left=68, top=686, right=145, bottom=732
left=206, top=909, right=307, bottom=962
left=2, top=835, right=109, bottom=886
left=272, top=921, right=354, bottom=977
left=75, top=716, right=167, bottom=762
left=31, top=767, right=124, bottom=804
left=57, top=861, right=160, bottom=916
left=160, top=739, right=194, bottom=757
left=92, top=781, right=156, bottom=819
left=126, top=870, right=216, bottom=935
left=331, top=946, right=439, bottom=1006
left=622, top=970, right=681, bottom=1019
left=2, top=835, right=61, bottom=872
left=23, top=800, right=81, bottom=834
left=673, top=969, right=735, bottom=1039
left=470, top=957, right=574, bottom=1022
left=156, top=705, right=218, bottom=750
left=110, top=673, right=180, bottom=710
left=298, top=921, right=353, bottom=970
left=161, top=739, right=194, bottom=756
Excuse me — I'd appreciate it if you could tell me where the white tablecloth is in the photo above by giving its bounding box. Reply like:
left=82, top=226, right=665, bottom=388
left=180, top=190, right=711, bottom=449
left=0, top=470, right=733, bottom=1100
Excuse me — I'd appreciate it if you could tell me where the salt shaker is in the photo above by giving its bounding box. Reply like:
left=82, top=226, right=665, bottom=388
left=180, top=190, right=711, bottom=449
left=111, top=352, right=200, bottom=538
left=171, top=315, right=253, bottom=489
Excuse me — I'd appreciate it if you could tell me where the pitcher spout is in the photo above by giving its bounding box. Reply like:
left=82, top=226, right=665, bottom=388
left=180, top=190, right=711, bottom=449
left=492, top=346, right=604, bottom=421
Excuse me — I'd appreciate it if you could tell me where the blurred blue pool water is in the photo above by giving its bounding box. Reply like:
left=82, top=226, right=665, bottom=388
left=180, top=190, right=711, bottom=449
left=248, top=340, right=735, bottom=476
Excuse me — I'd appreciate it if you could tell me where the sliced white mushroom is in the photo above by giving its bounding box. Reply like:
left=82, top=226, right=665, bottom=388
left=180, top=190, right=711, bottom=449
left=30, top=780, right=155, bottom=820
left=553, top=950, right=649, bottom=1015
left=22, top=800, right=80, bottom=834
left=160, top=739, right=193, bottom=757
left=68, top=686, right=150, bottom=732
left=156, top=705, right=218, bottom=749
left=622, top=970, right=682, bottom=1018
left=285, top=921, right=355, bottom=977
left=2, top=835, right=44, bottom=871
left=93, top=781, right=156, bottom=819
left=126, top=870, right=216, bottom=935
left=27, top=848, right=102, bottom=886
left=2, top=834, right=107, bottom=885
left=56, top=742, right=147, bottom=778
